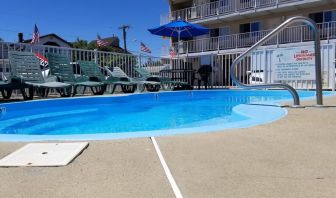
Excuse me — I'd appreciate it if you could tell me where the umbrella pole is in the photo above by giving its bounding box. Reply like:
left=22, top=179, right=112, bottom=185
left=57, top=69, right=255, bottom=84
left=177, top=30, right=181, bottom=70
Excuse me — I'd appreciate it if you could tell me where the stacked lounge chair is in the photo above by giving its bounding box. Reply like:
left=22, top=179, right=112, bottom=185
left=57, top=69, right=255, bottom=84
left=77, top=61, right=137, bottom=94
left=8, top=51, right=72, bottom=97
left=104, top=66, right=161, bottom=92
left=134, top=67, right=189, bottom=90
left=47, top=53, right=106, bottom=96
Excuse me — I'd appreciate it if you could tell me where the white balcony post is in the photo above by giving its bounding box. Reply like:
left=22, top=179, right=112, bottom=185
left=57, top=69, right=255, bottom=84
left=235, top=34, right=238, bottom=49
left=300, top=25, right=303, bottom=42
left=327, top=22, right=330, bottom=43
left=187, top=41, right=189, bottom=54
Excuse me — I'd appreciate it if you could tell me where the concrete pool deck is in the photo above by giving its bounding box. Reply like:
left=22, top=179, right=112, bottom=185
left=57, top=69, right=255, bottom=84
left=0, top=96, right=335, bottom=198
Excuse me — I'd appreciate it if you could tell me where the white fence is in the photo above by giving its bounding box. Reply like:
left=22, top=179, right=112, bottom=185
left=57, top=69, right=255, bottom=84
left=0, top=41, right=335, bottom=97
left=0, top=41, right=170, bottom=80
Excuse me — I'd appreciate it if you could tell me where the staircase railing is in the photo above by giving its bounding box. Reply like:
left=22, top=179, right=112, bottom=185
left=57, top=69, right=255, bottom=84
left=230, top=16, right=323, bottom=107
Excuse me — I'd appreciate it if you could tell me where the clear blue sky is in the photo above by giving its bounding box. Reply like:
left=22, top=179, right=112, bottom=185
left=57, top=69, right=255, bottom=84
left=0, top=0, right=170, bottom=56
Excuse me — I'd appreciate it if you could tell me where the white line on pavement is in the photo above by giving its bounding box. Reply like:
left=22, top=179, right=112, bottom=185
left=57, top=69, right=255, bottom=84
left=151, top=136, right=183, bottom=198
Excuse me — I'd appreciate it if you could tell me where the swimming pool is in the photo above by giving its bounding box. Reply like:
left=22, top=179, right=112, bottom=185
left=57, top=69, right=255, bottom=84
left=0, top=90, right=333, bottom=141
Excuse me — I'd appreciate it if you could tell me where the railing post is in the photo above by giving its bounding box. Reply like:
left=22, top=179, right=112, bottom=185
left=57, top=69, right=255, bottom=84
left=186, top=41, right=189, bottom=54
left=235, top=34, right=238, bottom=49
left=139, top=53, right=142, bottom=68
left=94, top=49, right=98, bottom=64
left=327, top=22, right=330, bottom=43
left=301, top=25, right=303, bottom=42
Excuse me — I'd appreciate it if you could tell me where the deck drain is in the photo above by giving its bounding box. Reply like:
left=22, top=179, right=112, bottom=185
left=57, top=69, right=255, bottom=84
left=315, top=177, right=324, bottom=180
left=41, top=152, right=48, bottom=155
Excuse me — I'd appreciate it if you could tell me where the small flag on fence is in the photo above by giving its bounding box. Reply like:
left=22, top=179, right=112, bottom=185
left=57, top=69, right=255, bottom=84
left=169, top=47, right=176, bottom=58
left=34, top=53, right=49, bottom=70
left=97, top=34, right=110, bottom=47
left=140, top=42, right=151, bottom=54
left=31, top=24, right=40, bottom=44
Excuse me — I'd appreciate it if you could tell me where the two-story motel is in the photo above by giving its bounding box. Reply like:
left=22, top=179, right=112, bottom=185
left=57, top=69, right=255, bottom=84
left=162, top=0, right=336, bottom=89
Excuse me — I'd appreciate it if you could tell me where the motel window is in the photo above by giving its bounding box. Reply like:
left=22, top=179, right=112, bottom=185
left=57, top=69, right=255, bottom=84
left=309, top=10, right=336, bottom=23
left=324, top=11, right=336, bottom=22
left=251, top=22, right=260, bottom=32
left=239, top=22, right=260, bottom=33
left=210, top=28, right=220, bottom=37
left=219, top=26, right=230, bottom=36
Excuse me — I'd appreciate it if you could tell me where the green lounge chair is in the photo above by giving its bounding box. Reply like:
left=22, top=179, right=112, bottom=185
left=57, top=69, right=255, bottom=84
left=134, top=67, right=188, bottom=90
left=104, top=66, right=161, bottom=92
left=0, top=78, right=34, bottom=100
left=78, top=61, right=137, bottom=94
left=47, top=53, right=106, bottom=96
left=8, top=51, right=72, bottom=97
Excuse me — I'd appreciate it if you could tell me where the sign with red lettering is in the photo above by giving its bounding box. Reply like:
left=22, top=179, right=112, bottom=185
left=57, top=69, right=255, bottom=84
left=272, top=47, right=315, bottom=80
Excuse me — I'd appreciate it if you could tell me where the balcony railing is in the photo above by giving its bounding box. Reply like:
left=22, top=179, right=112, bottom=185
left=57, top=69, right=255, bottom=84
left=163, top=21, right=336, bottom=55
left=163, top=0, right=307, bottom=23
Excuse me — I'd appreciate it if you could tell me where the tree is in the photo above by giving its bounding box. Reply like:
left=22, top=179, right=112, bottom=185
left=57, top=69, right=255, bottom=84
left=72, top=38, right=89, bottom=49
left=72, top=37, right=126, bottom=53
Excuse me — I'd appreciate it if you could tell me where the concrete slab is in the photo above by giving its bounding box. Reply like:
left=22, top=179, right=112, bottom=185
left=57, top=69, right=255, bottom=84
left=0, top=142, right=89, bottom=167
left=156, top=97, right=336, bottom=198
left=0, top=138, right=174, bottom=198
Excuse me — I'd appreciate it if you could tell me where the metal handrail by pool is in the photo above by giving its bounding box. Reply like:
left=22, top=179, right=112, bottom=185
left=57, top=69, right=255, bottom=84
left=230, top=16, right=323, bottom=107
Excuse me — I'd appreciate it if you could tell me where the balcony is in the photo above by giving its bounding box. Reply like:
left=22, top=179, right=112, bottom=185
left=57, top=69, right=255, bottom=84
left=162, top=0, right=321, bottom=24
left=163, top=21, right=336, bottom=55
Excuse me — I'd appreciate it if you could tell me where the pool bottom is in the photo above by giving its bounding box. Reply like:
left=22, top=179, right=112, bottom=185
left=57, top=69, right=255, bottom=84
left=0, top=103, right=287, bottom=142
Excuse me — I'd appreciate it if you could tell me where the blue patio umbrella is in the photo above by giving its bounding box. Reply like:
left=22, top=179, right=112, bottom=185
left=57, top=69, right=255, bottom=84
left=148, top=20, right=209, bottom=40
left=148, top=20, right=209, bottom=63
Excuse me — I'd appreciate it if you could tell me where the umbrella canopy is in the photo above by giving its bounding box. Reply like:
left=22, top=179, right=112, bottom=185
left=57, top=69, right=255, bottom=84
left=148, top=20, right=209, bottom=39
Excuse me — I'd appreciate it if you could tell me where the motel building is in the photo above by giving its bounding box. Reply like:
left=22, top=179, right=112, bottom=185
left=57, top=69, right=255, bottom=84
left=161, top=0, right=336, bottom=90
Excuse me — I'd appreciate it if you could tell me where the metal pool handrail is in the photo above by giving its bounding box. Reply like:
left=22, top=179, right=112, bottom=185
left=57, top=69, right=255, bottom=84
left=230, top=16, right=323, bottom=107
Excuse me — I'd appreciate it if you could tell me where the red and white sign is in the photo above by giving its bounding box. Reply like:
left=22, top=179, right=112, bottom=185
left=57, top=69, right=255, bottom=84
left=272, top=47, right=315, bottom=81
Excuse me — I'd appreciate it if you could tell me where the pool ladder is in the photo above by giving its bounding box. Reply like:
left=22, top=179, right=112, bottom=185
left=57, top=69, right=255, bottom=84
left=230, top=16, right=323, bottom=107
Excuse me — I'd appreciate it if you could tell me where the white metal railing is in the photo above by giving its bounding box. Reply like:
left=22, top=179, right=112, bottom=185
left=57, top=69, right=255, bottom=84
left=162, top=0, right=307, bottom=23
left=0, top=42, right=170, bottom=80
left=164, top=21, right=336, bottom=55
left=230, top=16, right=323, bottom=106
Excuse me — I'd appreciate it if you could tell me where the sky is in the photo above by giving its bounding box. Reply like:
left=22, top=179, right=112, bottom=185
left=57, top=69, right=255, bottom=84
left=0, top=0, right=170, bottom=56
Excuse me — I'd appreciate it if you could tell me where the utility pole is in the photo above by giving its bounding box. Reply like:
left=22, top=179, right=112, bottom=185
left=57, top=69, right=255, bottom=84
left=118, top=25, right=130, bottom=53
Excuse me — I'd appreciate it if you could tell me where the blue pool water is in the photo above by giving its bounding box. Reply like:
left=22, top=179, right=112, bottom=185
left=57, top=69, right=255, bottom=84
left=0, top=90, right=333, bottom=141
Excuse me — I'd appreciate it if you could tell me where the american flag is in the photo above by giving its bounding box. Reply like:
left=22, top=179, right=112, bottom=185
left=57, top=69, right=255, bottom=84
left=140, top=42, right=151, bottom=54
left=96, top=34, right=110, bottom=47
left=31, top=24, right=40, bottom=44
left=169, top=47, right=176, bottom=58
